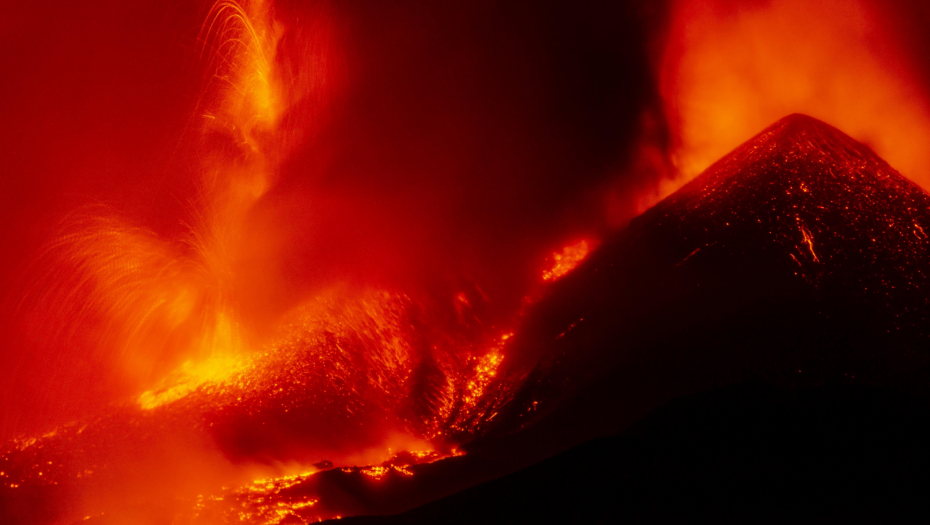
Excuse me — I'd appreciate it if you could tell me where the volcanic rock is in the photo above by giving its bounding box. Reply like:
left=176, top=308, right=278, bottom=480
left=342, top=113, right=930, bottom=523
left=473, top=112, right=930, bottom=465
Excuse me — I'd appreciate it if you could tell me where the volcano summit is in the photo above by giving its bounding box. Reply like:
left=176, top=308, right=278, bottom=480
left=488, top=113, right=930, bottom=450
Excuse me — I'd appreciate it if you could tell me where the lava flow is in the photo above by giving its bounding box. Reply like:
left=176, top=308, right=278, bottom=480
left=4, top=0, right=930, bottom=523
left=1, top=0, right=648, bottom=522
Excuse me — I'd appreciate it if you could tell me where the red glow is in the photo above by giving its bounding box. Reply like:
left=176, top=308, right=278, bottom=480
left=4, top=0, right=930, bottom=522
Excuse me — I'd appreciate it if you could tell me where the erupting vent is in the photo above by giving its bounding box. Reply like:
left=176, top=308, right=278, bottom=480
left=4, top=0, right=930, bottom=522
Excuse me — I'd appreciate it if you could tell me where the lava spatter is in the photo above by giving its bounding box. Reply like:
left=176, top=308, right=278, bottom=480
left=0, top=284, right=514, bottom=524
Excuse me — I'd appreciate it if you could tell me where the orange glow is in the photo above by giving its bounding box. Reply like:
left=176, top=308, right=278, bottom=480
left=14, top=0, right=340, bottom=416
left=662, top=0, right=930, bottom=191
left=542, top=240, right=591, bottom=282
left=137, top=351, right=246, bottom=410
left=13, top=0, right=930, bottom=522
left=19, top=211, right=245, bottom=397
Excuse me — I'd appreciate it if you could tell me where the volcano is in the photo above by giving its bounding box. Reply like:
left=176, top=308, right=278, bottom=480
left=484, top=112, right=930, bottom=448
left=4, top=114, right=930, bottom=524
left=353, top=113, right=930, bottom=523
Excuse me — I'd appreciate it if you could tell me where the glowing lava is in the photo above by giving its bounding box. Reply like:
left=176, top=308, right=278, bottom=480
left=8, top=0, right=930, bottom=522
left=542, top=240, right=591, bottom=282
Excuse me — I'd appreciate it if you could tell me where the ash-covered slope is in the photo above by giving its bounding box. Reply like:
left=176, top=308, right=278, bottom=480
left=475, top=113, right=930, bottom=460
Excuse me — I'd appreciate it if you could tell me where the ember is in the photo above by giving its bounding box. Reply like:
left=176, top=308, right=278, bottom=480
left=3, top=0, right=930, bottom=523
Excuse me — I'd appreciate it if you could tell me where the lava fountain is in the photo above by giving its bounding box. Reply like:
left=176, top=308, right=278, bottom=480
left=1, top=0, right=658, bottom=522
left=3, top=0, right=930, bottom=523
left=14, top=0, right=337, bottom=426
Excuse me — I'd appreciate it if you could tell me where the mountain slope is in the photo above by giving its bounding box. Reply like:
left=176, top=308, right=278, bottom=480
left=341, top=113, right=930, bottom=523
left=476, top=113, right=930, bottom=460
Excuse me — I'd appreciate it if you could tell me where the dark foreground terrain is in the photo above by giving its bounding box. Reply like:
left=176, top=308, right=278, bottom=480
left=345, top=385, right=930, bottom=523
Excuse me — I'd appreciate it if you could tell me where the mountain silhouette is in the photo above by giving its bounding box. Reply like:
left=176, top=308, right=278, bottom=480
left=482, top=113, right=930, bottom=455
left=366, top=113, right=930, bottom=523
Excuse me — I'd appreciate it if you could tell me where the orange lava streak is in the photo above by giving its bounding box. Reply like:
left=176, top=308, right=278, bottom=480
left=798, top=220, right=820, bottom=263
